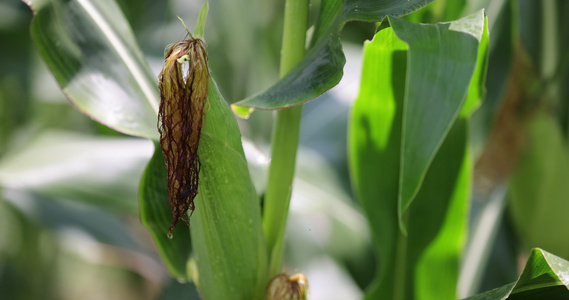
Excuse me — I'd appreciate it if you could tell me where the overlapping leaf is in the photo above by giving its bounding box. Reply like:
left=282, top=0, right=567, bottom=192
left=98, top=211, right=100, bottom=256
left=234, top=0, right=434, bottom=109
left=139, top=79, right=267, bottom=299
left=348, top=28, right=407, bottom=299
left=26, top=0, right=267, bottom=297
left=139, top=141, right=192, bottom=281
left=348, top=10, right=487, bottom=300
left=189, top=79, right=268, bottom=299
left=464, top=248, right=569, bottom=299
left=391, top=11, right=488, bottom=229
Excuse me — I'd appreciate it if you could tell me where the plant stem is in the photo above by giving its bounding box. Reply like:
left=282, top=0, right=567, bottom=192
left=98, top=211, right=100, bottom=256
left=265, top=106, right=302, bottom=276
left=393, top=218, right=408, bottom=300
left=278, top=0, right=308, bottom=78
left=263, top=0, right=308, bottom=277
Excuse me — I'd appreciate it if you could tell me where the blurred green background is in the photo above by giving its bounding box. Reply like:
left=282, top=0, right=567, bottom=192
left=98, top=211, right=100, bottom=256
left=1, top=0, right=569, bottom=299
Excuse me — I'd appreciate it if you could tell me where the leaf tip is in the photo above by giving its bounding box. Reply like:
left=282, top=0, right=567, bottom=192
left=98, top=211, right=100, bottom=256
left=194, top=1, right=209, bottom=39
left=177, top=16, right=193, bottom=38
left=231, top=104, right=254, bottom=119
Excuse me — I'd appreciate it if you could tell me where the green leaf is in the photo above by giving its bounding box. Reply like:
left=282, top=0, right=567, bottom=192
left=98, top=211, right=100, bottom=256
left=139, top=79, right=267, bottom=299
left=348, top=14, right=484, bottom=298
left=233, top=0, right=434, bottom=109
left=461, top=16, right=489, bottom=116
left=25, top=0, right=159, bottom=140
left=348, top=27, right=407, bottom=299
left=463, top=283, right=515, bottom=300
left=509, top=112, right=569, bottom=259
left=231, top=105, right=254, bottom=119
left=0, top=131, right=151, bottom=214
left=194, top=1, right=209, bottom=40
left=139, top=142, right=192, bottom=281
left=464, top=248, right=569, bottom=299
left=409, top=118, right=470, bottom=300
left=390, top=11, right=488, bottom=231
left=191, top=79, right=267, bottom=300
left=3, top=189, right=144, bottom=257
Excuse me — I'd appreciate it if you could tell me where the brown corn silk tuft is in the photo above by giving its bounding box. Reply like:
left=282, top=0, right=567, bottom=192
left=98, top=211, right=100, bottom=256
left=158, top=37, right=209, bottom=238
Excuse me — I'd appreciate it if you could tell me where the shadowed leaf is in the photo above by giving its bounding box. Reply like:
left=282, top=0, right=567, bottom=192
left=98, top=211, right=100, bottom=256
left=233, top=0, right=434, bottom=110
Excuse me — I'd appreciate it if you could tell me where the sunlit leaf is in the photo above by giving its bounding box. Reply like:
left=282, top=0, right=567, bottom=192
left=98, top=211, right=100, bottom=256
left=26, top=0, right=159, bottom=140
left=0, top=131, right=152, bottom=213
left=349, top=11, right=487, bottom=299
left=461, top=16, right=489, bottom=116
left=410, top=119, right=470, bottom=300
left=348, top=28, right=406, bottom=299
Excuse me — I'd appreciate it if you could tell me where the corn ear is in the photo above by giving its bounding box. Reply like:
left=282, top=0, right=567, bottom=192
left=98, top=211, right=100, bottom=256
left=158, top=37, right=209, bottom=237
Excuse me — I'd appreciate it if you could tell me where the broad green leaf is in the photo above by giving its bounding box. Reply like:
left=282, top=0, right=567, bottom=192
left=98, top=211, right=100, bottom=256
left=233, top=0, right=434, bottom=109
left=409, top=118, right=470, bottom=300
left=25, top=0, right=159, bottom=140
left=464, top=248, right=569, bottom=299
left=0, top=131, right=152, bottom=214
left=139, top=142, right=192, bottom=281
left=349, top=20, right=479, bottom=299
left=390, top=11, right=487, bottom=230
left=348, top=28, right=407, bottom=299
left=3, top=189, right=144, bottom=255
left=509, top=112, right=569, bottom=259
left=139, top=79, right=267, bottom=299
left=191, top=79, right=267, bottom=300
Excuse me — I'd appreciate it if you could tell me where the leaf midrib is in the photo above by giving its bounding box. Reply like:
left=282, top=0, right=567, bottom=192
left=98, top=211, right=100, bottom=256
left=77, top=0, right=159, bottom=114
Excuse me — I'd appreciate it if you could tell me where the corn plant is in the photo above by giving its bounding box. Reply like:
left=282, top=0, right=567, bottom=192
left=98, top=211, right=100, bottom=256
left=1, top=0, right=569, bottom=299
